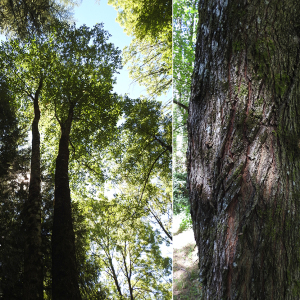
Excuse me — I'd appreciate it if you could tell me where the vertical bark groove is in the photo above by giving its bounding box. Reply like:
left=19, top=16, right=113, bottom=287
left=188, top=0, right=300, bottom=298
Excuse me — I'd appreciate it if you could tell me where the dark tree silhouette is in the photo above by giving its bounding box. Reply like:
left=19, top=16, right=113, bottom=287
left=24, top=76, right=44, bottom=300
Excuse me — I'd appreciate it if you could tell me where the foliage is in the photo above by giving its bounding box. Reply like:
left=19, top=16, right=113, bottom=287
left=39, top=22, right=123, bottom=160
left=0, top=152, right=29, bottom=299
left=67, top=96, right=173, bottom=297
left=173, top=0, right=198, bottom=173
left=177, top=210, right=192, bottom=233
left=173, top=172, right=192, bottom=233
left=108, top=0, right=172, bottom=97
left=0, top=21, right=122, bottom=298
left=0, top=93, right=28, bottom=298
left=116, top=98, right=172, bottom=242
left=173, top=0, right=198, bottom=107
left=0, top=10, right=171, bottom=299
left=72, top=201, right=108, bottom=300
left=1, top=21, right=123, bottom=170
left=88, top=196, right=172, bottom=299
left=173, top=173, right=189, bottom=215
left=123, top=38, right=171, bottom=98
left=108, top=0, right=171, bottom=43
left=0, top=74, right=21, bottom=177
left=0, top=0, right=75, bottom=37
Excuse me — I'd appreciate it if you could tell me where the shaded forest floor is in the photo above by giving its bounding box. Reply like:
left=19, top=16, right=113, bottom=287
left=173, top=214, right=202, bottom=299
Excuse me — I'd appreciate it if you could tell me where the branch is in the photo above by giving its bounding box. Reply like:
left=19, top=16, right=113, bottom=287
left=173, top=100, right=188, bottom=111
left=153, top=136, right=172, bottom=153
left=53, top=99, right=62, bottom=126
left=138, top=149, right=168, bottom=204
left=69, top=139, right=76, bottom=156
left=148, top=207, right=172, bottom=241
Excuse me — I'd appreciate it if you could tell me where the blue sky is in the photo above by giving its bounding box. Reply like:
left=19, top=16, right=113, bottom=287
left=73, top=0, right=151, bottom=99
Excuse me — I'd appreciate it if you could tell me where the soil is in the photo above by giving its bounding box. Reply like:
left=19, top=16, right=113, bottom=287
left=173, top=214, right=202, bottom=299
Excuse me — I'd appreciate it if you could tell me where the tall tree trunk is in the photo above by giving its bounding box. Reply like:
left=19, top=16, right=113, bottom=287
left=108, top=257, right=123, bottom=298
left=122, top=245, right=134, bottom=300
left=52, top=105, right=81, bottom=299
left=24, top=78, right=43, bottom=300
left=187, top=0, right=300, bottom=299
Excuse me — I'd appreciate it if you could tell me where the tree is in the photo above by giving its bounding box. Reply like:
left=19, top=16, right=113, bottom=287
left=173, top=0, right=197, bottom=230
left=71, top=200, right=108, bottom=300
left=0, top=73, right=28, bottom=299
left=1, top=22, right=122, bottom=298
left=108, top=0, right=172, bottom=97
left=0, top=73, right=21, bottom=177
left=23, top=75, right=44, bottom=300
left=0, top=0, right=74, bottom=37
left=1, top=46, right=45, bottom=298
left=173, top=0, right=198, bottom=109
left=106, top=0, right=172, bottom=249
left=120, top=98, right=172, bottom=242
left=41, top=23, right=122, bottom=299
left=65, top=96, right=172, bottom=298
left=88, top=196, right=172, bottom=299
left=1, top=35, right=52, bottom=300
left=187, top=0, right=300, bottom=298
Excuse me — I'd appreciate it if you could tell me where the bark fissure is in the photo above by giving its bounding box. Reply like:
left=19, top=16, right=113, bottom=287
left=188, top=1, right=300, bottom=298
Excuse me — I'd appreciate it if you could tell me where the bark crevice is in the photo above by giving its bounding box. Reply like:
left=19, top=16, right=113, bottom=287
left=188, top=1, right=300, bottom=298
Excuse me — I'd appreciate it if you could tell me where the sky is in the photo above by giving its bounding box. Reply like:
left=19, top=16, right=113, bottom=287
left=72, top=0, right=153, bottom=99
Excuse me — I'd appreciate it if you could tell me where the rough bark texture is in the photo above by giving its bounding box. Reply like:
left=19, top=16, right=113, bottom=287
left=24, top=78, right=43, bottom=300
left=187, top=0, right=300, bottom=299
left=52, top=105, right=82, bottom=300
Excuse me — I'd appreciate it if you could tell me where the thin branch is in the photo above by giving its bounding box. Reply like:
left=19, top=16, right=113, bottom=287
left=153, top=136, right=172, bottom=153
left=173, top=100, right=188, bottom=111
left=138, top=149, right=168, bottom=204
left=148, top=207, right=172, bottom=241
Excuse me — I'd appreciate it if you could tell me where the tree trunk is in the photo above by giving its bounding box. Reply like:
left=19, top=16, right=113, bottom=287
left=52, top=106, right=82, bottom=299
left=122, top=245, right=134, bottom=300
left=108, top=257, right=123, bottom=298
left=187, top=0, right=300, bottom=299
left=24, top=78, right=43, bottom=300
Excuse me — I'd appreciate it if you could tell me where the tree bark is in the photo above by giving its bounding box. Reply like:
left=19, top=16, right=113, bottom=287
left=52, top=105, right=82, bottom=299
left=109, top=258, right=123, bottom=298
left=24, top=77, right=43, bottom=300
left=188, top=0, right=300, bottom=299
left=122, top=244, right=134, bottom=300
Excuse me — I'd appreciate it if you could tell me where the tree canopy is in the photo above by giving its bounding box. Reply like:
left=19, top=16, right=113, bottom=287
left=0, top=0, right=76, bottom=37
left=0, top=12, right=172, bottom=298
left=108, top=0, right=172, bottom=98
